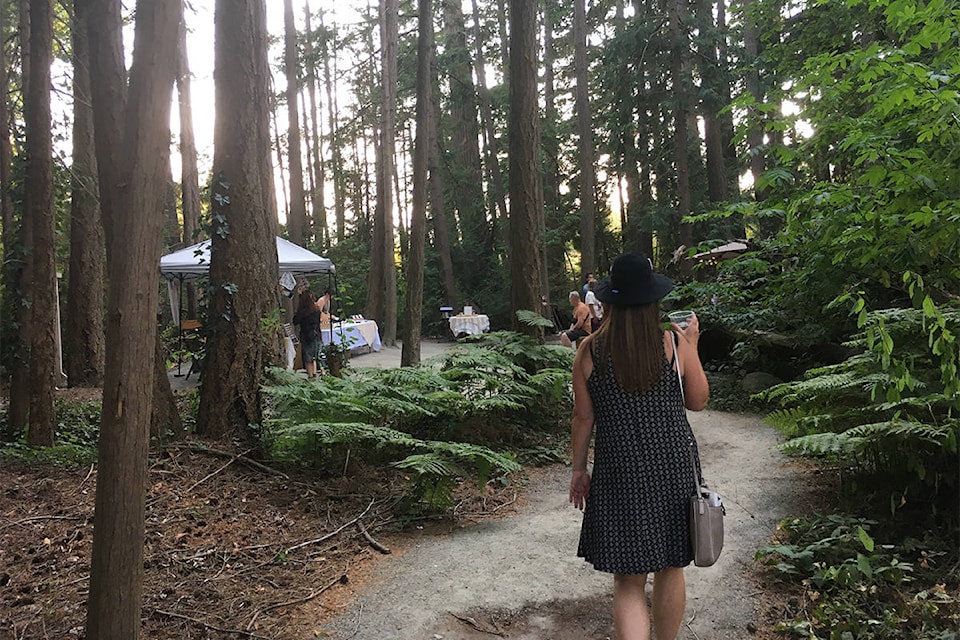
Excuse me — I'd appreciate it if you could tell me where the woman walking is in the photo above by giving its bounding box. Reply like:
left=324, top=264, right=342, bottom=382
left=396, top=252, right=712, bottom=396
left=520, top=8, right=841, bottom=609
left=293, top=289, right=323, bottom=379
left=569, top=252, right=709, bottom=640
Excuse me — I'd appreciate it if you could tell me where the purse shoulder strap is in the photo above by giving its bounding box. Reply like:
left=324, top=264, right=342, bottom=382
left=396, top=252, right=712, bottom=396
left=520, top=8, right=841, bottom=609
left=675, top=331, right=705, bottom=488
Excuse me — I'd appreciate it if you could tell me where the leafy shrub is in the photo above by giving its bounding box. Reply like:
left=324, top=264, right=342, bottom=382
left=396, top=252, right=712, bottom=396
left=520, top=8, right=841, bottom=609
left=758, top=514, right=959, bottom=639
left=262, top=331, right=573, bottom=508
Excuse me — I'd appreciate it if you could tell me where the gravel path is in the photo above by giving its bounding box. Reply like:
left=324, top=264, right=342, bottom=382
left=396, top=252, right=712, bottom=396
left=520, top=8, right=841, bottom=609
left=321, top=409, right=804, bottom=639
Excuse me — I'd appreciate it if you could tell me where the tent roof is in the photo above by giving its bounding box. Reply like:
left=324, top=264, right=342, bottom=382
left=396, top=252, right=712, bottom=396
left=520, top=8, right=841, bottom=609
left=160, top=236, right=335, bottom=281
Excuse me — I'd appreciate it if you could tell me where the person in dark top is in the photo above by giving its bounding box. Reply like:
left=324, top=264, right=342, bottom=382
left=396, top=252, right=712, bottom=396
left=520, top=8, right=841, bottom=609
left=569, top=252, right=709, bottom=640
left=293, top=290, right=322, bottom=379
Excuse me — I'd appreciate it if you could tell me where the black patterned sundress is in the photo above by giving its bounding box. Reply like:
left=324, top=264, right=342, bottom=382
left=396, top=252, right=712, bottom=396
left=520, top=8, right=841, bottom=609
left=577, top=336, right=702, bottom=574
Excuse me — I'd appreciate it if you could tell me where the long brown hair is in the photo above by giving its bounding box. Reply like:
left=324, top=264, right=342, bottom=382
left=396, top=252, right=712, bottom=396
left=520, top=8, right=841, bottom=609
left=297, top=290, right=316, bottom=312
left=594, top=302, right=665, bottom=393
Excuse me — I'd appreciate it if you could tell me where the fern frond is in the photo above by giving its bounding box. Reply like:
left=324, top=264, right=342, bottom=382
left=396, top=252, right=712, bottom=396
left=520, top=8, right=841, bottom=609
left=779, top=432, right=860, bottom=458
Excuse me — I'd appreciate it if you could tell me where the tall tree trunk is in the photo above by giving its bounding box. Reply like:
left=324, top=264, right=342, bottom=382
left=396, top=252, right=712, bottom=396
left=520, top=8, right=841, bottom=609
left=696, top=0, right=727, bottom=204
left=365, top=0, right=398, bottom=345
left=283, top=0, right=308, bottom=244
left=744, top=0, right=766, bottom=206
left=470, top=0, right=508, bottom=242
left=669, top=0, right=693, bottom=275
left=83, top=2, right=179, bottom=638
left=303, top=1, right=328, bottom=249
left=7, top=0, right=32, bottom=439
left=65, top=0, right=106, bottom=388
left=0, top=3, right=17, bottom=440
left=177, top=0, right=202, bottom=318
left=541, top=0, right=560, bottom=298
left=401, top=0, right=434, bottom=367
left=319, top=9, right=345, bottom=242
left=197, top=0, right=280, bottom=441
left=443, top=0, right=489, bottom=304
left=428, top=85, right=458, bottom=309
left=573, top=0, right=596, bottom=281
left=25, top=0, right=56, bottom=447
left=507, top=0, right=543, bottom=338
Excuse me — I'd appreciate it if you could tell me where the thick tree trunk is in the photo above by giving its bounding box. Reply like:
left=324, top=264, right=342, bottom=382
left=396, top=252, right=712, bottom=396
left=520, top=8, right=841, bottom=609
left=697, top=0, right=727, bottom=204
left=401, top=0, right=434, bottom=367
left=26, top=0, right=56, bottom=446
left=443, top=0, right=489, bottom=298
left=197, top=0, right=280, bottom=441
left=65, top=0, right=106, bottom=388
left=84, top=2, right=179, bottom=639
left=573, top=0, right=596, bottom=281
left=365, top=0, right=398, bottom=345
left=7, top=0, right=32, bottom=439
left=283, top=0, right=308, bottom=244
left=177, top=0, right=202, bottom=318
left=507, top=0, right=543, bottom=338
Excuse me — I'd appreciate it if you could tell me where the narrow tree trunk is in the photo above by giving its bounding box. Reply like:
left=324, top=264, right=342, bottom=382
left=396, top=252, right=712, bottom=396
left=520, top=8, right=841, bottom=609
left=303, top=1, right=328, bottom=249
left=177, top=0, right=202, bottom=318
left=319, top=9, right=345, bottom=242
left=541, top=0, right=559, bottom=298
left=65, top=0, right=105, bottom=388
left=84, top=2, right=179, bottom=638
left=25, top=0, right=56, bottom=446
left=507, top=0, right=543, bottom=338
left=428, top=90, right=458, bottom=308
left=283, top=0, right=308, bottom=244
left=401, top=0, right=434, bottom=367
left=669, top=0, right=693, bottom=275
left=198, top=0, right=280, bottom=441
left=573, top=0, right=596, bottom=281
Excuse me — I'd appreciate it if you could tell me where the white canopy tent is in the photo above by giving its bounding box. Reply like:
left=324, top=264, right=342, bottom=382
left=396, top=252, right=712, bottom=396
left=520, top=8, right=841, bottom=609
left=160, top=236, right=335, bottom=281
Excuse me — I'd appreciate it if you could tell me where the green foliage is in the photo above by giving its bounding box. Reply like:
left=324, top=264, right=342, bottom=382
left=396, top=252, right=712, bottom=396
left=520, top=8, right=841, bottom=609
left=0, top=399, right=101, bottom=465
left=757, top=514, right=959, bottom=639
left=262, top=331, right=573, bottom=508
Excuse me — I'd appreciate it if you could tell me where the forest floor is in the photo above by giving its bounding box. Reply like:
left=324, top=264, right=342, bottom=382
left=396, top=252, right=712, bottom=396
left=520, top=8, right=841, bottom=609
left=0, top=385, right=831, bottom=640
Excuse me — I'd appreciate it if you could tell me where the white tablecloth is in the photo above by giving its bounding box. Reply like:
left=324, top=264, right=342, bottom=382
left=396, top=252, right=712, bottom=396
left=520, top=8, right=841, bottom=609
left=321, top=320, right=382, bottom=352
left=449, top=314, right=490, bottom=336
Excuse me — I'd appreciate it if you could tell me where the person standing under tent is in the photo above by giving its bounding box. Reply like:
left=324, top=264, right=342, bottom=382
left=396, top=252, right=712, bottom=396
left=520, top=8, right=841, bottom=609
left=293, top=290, right=322, bottom=379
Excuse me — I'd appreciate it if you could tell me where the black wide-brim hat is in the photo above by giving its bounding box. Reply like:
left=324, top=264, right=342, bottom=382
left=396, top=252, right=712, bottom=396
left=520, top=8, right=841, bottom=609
left=595, top=252, right=674, bottom=306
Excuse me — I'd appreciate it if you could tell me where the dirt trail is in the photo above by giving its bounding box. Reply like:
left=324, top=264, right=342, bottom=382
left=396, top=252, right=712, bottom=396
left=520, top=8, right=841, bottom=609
left=321, top=410, right=806, bottom=639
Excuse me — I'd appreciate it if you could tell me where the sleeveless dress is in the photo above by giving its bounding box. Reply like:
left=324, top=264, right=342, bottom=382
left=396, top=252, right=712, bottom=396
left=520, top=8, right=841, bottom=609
left=577, top=336, right=702, bottom=574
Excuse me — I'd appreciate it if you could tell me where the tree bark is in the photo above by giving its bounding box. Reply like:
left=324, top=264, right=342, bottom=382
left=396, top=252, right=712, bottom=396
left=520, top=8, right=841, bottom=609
left=177, top=0, right=202, bottom=318
left=83, top=2, right=179, bottom=638
left=303, top=1, right=328, bottom=249
left=541, top=0, right=560, bottom=298
left=65, top=0, right=106, bottom=388
left=197, top=0, right=280, bottom=441
left=401, top=0, right=434, bottom=367
left=283, top=0, right=308, bottom=244
left=25, top=0, right=56, bottom=446
left=428, top=88, right=458, bottom=309
left=319, top=9, right=346, bottom=243
left=7, top=0, right=33, bottom=439
left=669, top=0, right=693, bottom=276
left=365, top=0, right=398, bottom=345
left=573, top=0, right=596, bottom=281
left=507, top=0, right=543, bottom=338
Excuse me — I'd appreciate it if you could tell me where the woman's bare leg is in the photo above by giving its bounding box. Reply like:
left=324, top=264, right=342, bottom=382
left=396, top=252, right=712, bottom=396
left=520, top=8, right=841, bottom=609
left=651, top=567, right=685, bottom=640
left=613, top=573, right=650, bottom=640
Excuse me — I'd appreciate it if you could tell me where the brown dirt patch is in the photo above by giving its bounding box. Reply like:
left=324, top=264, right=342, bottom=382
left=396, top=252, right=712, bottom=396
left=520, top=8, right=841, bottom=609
left=0, top=441, right=523, bottom=639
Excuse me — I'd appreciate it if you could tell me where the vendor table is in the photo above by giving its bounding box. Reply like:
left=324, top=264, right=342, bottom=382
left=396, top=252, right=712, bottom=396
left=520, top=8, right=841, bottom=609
left=322, top=319, right=382, bottom=352
left=448, top=314, right=490, bottom=337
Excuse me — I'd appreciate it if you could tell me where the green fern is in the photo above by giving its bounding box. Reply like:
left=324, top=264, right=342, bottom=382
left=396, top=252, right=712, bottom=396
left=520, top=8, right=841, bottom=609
left=779, top=432, right=860, bottom=458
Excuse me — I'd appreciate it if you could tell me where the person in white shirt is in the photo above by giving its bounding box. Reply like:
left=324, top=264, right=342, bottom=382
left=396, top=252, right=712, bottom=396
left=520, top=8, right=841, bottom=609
left=585, top=279, right=603, bottom=332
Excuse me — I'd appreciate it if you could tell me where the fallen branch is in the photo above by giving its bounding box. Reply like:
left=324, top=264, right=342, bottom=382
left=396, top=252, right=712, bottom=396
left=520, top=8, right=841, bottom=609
left=449, top=612, right=506, bottom=637
left=245, top=572, right=347, bottom=630
left=0, top=515, right=82, bottom=532
left=168, top=443, right=290, bottom=479
left=186, top=449, right=252, bottom=493
left=357, top=519, right=391, bottom=554
left=151, top=608, right=272, bottom=639
left=285, top=497, right=375, bottom=555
